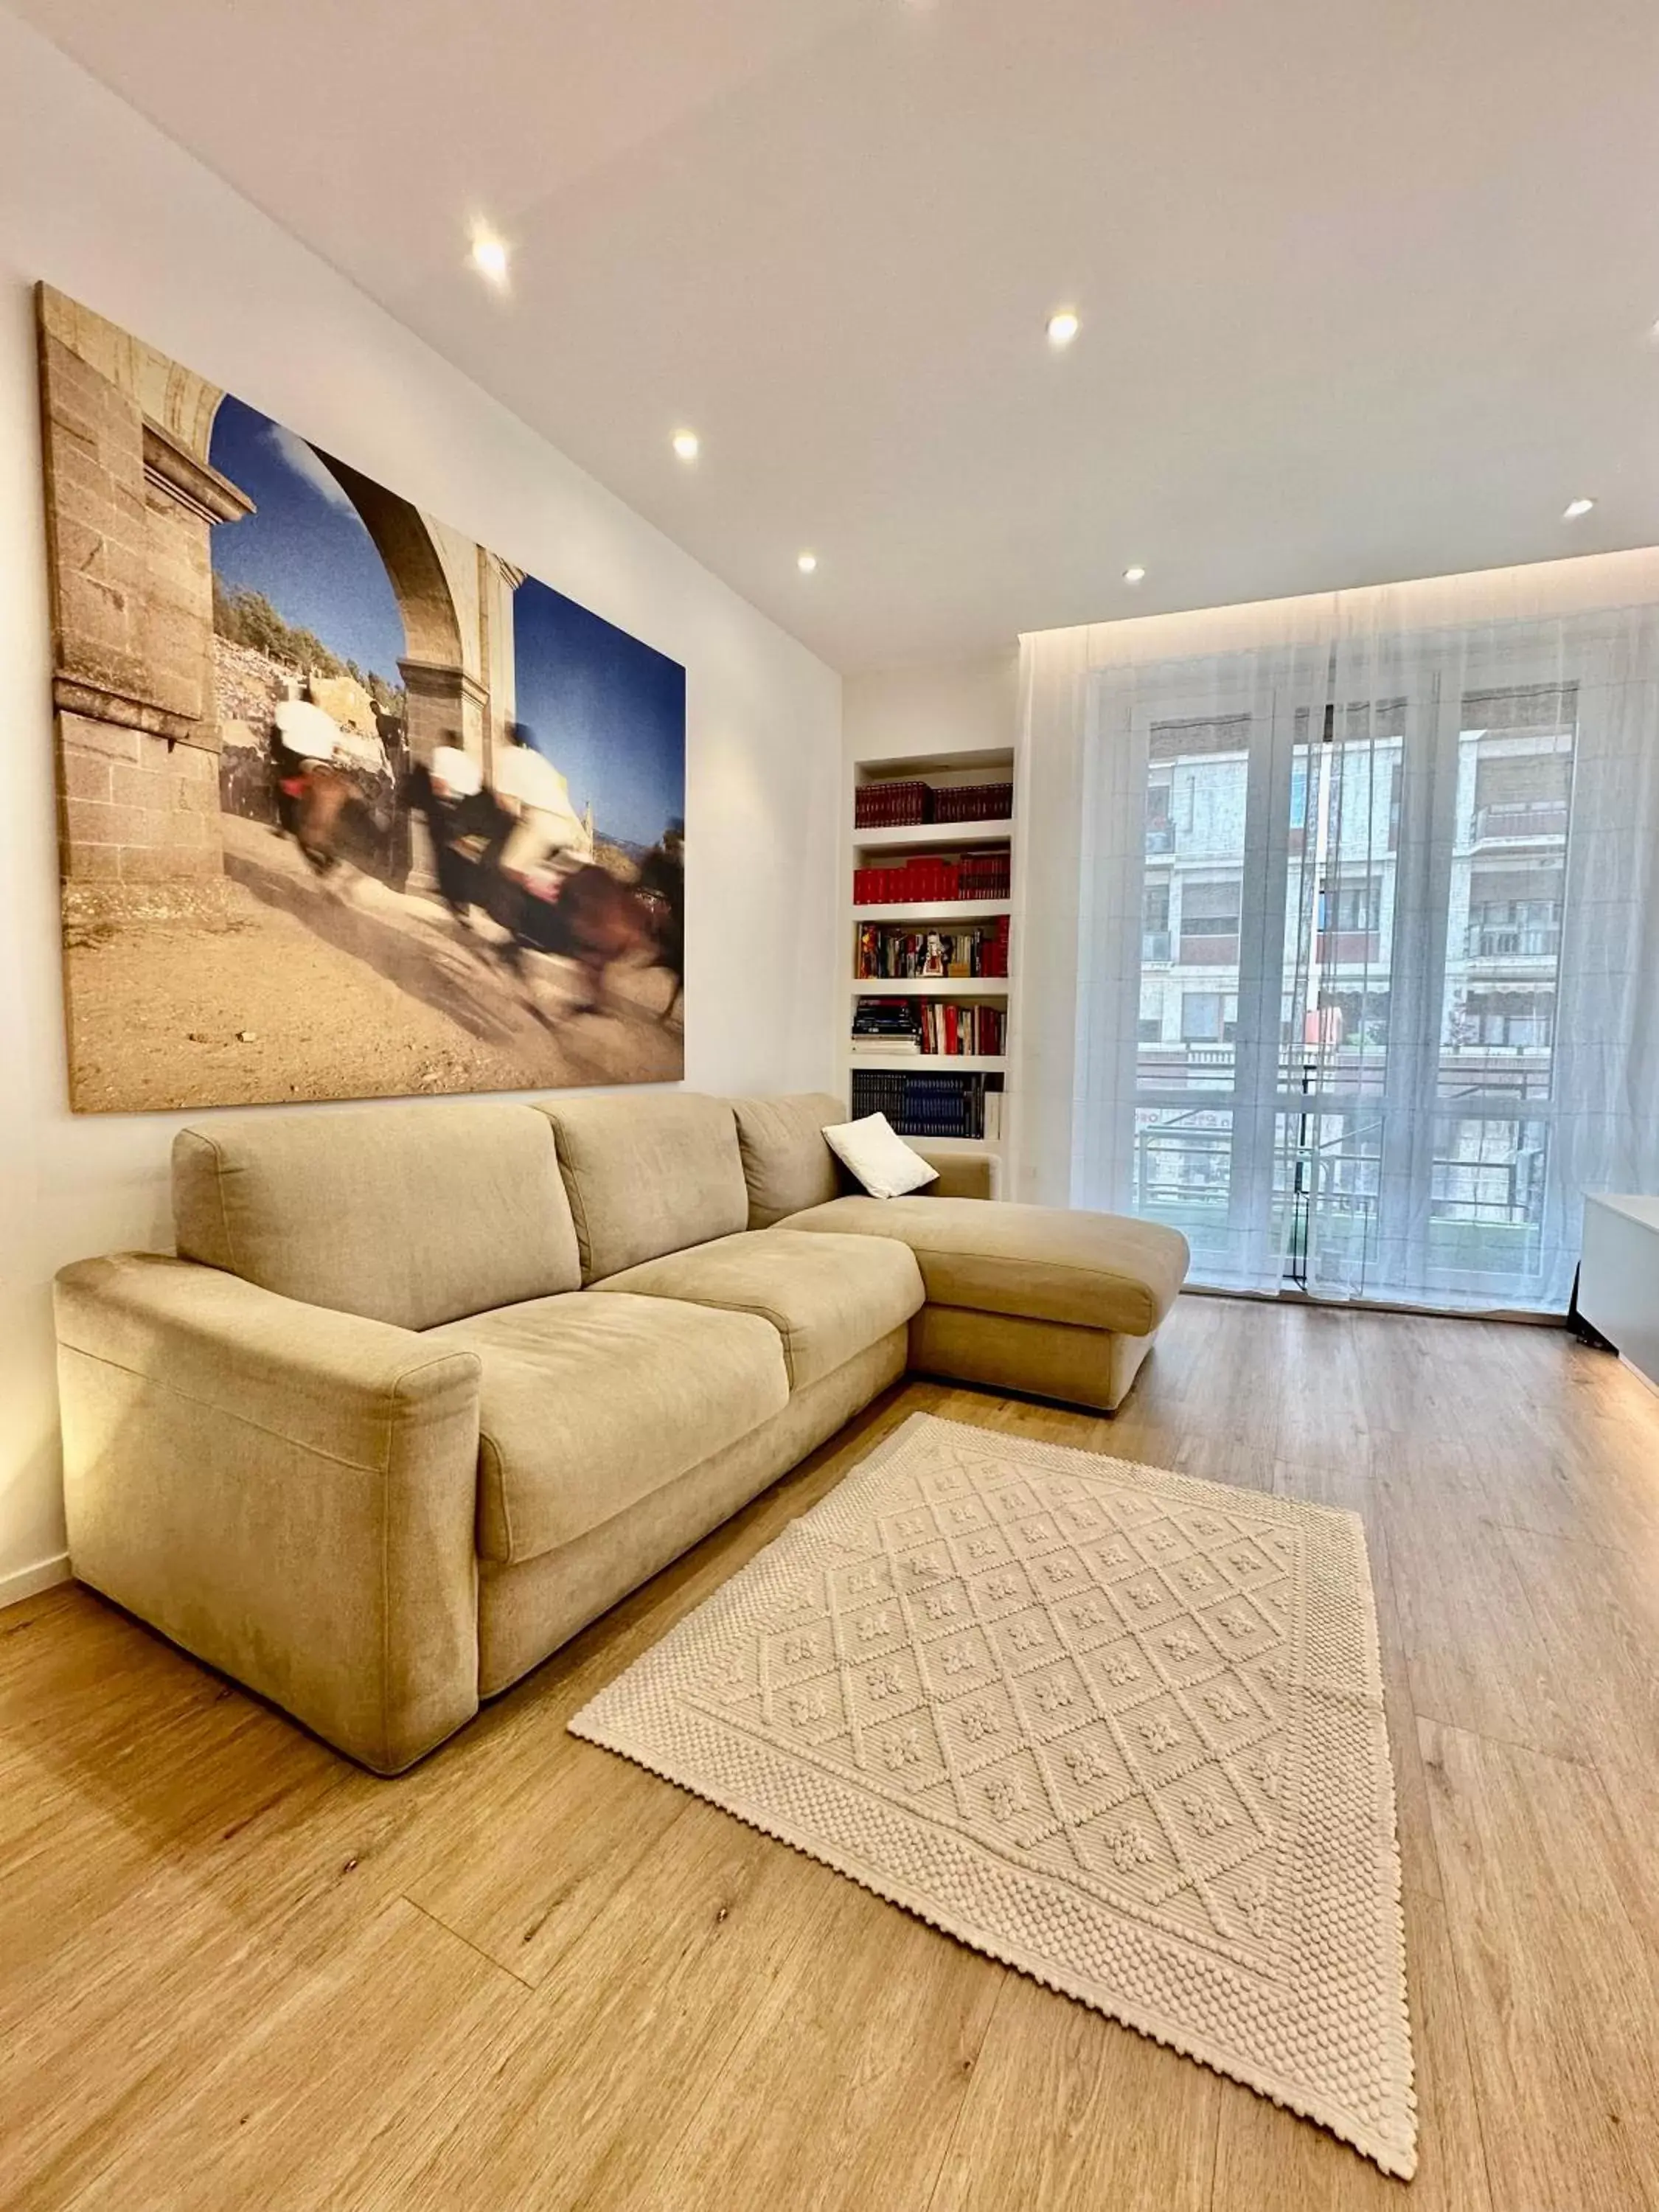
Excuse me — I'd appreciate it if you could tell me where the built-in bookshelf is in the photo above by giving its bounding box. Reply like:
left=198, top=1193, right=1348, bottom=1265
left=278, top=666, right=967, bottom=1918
left=844, top=746, right=1017, bottom=1155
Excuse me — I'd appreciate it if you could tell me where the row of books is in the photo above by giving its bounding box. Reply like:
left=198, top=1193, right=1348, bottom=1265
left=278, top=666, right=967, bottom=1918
left=854, top=779, right=1014, bottom=828
left=855, top=917, right=1011, bottom=978
left=850, top=1068, right=999, bottom=1140
left=933, top=780, right=1014, bottom=823
left=854, top=779, right=931, bottom=827
left=852, top=852, right=1011, bottom=905
left=851, top=999, right=1006, bottom=1056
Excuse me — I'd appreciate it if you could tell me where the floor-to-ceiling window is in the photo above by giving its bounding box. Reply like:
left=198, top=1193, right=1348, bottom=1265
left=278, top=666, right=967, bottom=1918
left=1043, top=568, right=1659, bottom=1315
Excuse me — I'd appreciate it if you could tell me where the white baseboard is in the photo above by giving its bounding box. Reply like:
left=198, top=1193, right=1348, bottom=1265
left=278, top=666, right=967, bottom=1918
left=0, top=1552, right=72, bottom=1610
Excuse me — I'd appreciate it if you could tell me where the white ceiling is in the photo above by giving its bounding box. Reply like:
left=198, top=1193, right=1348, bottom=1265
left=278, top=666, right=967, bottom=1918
left=15, top=0, right=1659, bottom=671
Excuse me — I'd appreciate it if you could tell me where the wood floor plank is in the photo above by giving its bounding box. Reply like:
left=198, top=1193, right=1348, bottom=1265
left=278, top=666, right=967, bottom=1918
left=340, top=1798, right=821, bottom=2211
left=1498, top=1521, right=1659, bottom=1802
left=67, top=1898, right=529, bottom=2212
left=925, top=1972, right=1217, bottom=2212
left=0, top=1694, right=335, bottom=1980
left=397, top=1728, right=689, bottom=1984
left=0, top=1765, right=411, bottom=2205
left=1271, top=1310, right=1371, bottom=1470
left=1341, top=1312, right=1464, bottom=1441
left=623, top=1873, right=1002, bottom=2212
left=1586, top=1774, right=1659, bottom=1980
left=1165, top=1427, right=1279, bottom=1492
left=1418, top=1718, right=1659, bottom=2212
left=1377, top=1444, right=1580, bottom=1761
left=0, top=1583, right=216, bottom=1733
left=360, top=1798, right=997, bottom=2212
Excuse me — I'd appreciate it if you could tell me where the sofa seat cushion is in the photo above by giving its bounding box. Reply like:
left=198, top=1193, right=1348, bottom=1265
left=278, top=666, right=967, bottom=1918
left=787, top=1198, right=1189, bottom=1338
left=594, top=1230, right=924, bottom=1391
left=425, top=1292, right=787, bottom=1564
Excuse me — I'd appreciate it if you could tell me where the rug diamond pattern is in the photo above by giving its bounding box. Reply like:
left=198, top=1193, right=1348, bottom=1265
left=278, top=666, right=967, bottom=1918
left=571, top=1413, right=1416, bottom=2177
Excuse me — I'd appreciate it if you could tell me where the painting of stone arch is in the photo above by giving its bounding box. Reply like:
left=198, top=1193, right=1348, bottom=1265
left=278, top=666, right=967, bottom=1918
left=37, top=285, right=686, bottom=1113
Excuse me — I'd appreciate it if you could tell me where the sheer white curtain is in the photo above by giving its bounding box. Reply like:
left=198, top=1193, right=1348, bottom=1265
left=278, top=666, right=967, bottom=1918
left=1016, top=551, right=1659, bottom=1314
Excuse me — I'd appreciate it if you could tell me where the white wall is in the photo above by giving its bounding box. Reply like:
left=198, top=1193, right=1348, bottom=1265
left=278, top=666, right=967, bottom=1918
left=0, top=10, right=842, bottom=1602
left=842, top=650, right=1017, bottom=765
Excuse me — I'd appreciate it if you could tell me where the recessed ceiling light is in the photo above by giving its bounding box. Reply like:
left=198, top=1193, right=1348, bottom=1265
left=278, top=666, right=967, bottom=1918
left=1123, top=564, right=1147, bottom=584
left=1046, top=307, right=1081, bottom=348
left=1562, top=496, right=1596, bottom=520
left=672, top=428, right=700, bottom=462
left=470, top=232, right=509, bottom=283
left=797, top=551, right=818, bottom=574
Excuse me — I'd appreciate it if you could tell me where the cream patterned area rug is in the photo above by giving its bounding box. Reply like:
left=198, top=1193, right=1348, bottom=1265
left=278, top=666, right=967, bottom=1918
left=571, top=1413, right=1416, bottom=2177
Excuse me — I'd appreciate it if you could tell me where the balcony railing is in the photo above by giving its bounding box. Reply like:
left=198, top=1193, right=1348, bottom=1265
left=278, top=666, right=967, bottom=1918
left=1130, top=1119, right=1546, bottom=1229
left=1178, top=931, right=1241, bottom=964
left=1315, top=930, right=1381, bottom=965
left=1466, top=925, right=1560, bottom=959
left=1471, top=800, right=1568, bottom=842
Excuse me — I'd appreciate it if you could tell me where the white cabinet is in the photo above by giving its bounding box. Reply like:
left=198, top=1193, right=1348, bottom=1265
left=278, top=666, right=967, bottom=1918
left=1578, top=1194, right=1659, bottom=1392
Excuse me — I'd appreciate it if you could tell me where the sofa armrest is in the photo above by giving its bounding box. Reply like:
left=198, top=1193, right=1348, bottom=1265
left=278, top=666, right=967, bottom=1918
left=55, top=1253, right=482, bottom=1773
left=911, top=1146, right=1001, bottom=1202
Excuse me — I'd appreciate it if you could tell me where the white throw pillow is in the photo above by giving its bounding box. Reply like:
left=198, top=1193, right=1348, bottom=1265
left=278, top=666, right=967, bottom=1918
left=823, top=1113, right=940, bottom=1200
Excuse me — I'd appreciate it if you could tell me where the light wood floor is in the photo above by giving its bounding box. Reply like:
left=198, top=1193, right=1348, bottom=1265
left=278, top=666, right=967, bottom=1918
left=4, top=1298, right=1659, bottom=2211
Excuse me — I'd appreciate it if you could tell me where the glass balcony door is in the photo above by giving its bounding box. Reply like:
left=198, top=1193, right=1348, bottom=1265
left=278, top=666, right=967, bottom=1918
left=1123, top=678, right=1304, bottom=1290
left=1100, top=642, right=1583, bottom=1310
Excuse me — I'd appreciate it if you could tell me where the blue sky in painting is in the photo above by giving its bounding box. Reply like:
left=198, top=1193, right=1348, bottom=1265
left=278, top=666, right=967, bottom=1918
left=208, top=394, right=407, bottom=684
left=513, top=575, right=685, bottom=849
left=208, top=392, right=686, bottom=848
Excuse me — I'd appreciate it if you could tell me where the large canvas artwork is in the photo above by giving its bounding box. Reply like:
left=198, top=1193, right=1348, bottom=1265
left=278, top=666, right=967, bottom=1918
left=37, top=286, right=686, bottom=1113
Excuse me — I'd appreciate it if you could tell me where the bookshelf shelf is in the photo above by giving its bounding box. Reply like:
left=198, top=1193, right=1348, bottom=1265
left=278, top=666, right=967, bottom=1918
left=849, top=976, right=1008, bottom=996
left=846, top=744, right=1019, bottom=1157
left=852, top=820, right=1014, bottom=852
left=846, top=1053, right=1008, bottom=1072
left=883, top=1133, right=988, bottom=1154
left=852, top=899, right=1012, bottom=923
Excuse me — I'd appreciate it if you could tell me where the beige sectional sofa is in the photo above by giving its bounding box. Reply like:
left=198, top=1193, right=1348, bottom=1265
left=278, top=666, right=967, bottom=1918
left=54, top=1090, right=1186, bottom=1772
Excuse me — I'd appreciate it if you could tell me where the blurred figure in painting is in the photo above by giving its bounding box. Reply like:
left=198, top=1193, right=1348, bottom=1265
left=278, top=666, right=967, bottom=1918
left=495, top=723, right=588, bottom=884
left=417, top=731, right=486, bottom=931
left=637, top=817, right=685, bottom=1022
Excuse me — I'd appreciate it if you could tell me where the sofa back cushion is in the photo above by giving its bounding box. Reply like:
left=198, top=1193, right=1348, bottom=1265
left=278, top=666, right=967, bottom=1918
left=532, top=1092, right=749, bottom=1281
left=729, top=1093, right=847, bottom=1228
left=173, top=1100, right=581, bottom=1330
